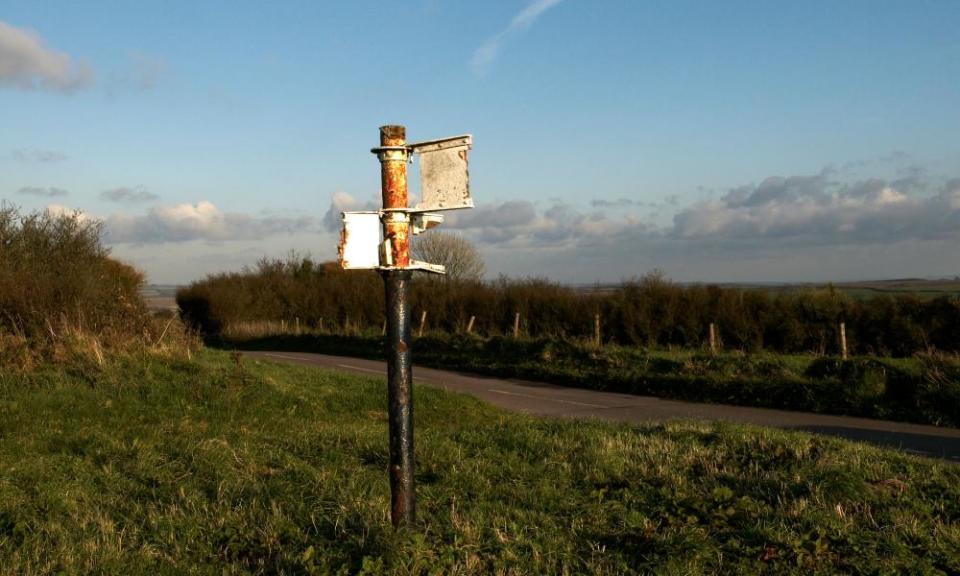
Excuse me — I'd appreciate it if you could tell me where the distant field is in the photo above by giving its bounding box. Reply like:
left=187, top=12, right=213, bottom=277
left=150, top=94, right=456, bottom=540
left=140, top=284, right=179, bottom=312
left=575, top=277, right=960, bottom=300
left=742, top=278, right=960, bottom=300
left=0, top=350, right=956, bottom=574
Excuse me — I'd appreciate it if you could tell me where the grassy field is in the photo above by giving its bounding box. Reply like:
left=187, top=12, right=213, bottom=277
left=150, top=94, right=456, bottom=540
left=0, top=350, right=958, bottom=574
left=734, top=278, right=960, bottom=301
left=579, top=278, right=960, bottom=300
left=224, top=332, right=960, bottom=428
left=140, top=284, right=180, bottom=313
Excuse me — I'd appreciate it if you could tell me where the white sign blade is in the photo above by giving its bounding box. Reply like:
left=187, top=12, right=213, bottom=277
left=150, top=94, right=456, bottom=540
left=411, top=135, right=472, bottom=211
left=338, top=211, right=381, bottom=269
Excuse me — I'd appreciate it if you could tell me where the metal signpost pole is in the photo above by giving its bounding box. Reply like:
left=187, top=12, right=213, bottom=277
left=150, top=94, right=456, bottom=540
left=342, top=124, right=472, bottom=528
left=375, top=125, right=416, bottom=527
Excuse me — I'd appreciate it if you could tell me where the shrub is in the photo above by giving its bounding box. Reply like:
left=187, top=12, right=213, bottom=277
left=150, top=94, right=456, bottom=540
left=0, top=205, right=193, bottom=366
left=178, top=257, right=960, bottom=357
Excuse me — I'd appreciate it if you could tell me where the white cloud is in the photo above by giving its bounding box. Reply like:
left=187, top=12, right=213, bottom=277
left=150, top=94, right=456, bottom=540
left=322, top=191, right=379, bottom=231
left=101, top=201, right=317, bottom=244
left=0, top=20, right=93, bottom=91
left=44, top=203, right=93, bottom=223
left=447, top=199, right=630, bottom=246
left=471, top=0, right=565, bottom=76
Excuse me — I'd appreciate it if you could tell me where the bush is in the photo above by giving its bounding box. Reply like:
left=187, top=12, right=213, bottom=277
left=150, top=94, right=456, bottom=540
left=178, top=257, right=960, bottom=357
left=912, top=354, right=960, bottom=426
left=0, top=205, right=194, bottom=366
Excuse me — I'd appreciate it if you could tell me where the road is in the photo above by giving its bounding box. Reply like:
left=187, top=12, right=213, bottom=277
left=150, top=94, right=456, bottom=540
left=244, top=351, right=960, bottom=463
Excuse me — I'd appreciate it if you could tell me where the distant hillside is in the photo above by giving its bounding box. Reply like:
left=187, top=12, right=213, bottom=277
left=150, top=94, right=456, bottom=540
left=734, top=278, right=960, bottom=300
left=574, top=278, right=960, bottom=300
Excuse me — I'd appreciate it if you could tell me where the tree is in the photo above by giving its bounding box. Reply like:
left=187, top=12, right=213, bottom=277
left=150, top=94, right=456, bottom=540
left=410, top=231, right=485, bottom=282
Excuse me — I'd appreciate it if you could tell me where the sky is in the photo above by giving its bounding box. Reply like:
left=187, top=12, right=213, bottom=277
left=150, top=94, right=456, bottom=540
left=2, top=0, right=959, bottom=285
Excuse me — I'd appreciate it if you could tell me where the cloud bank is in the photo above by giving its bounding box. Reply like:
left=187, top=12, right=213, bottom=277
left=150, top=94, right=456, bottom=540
left=321, top=191, right=379, bottom=231
left=318, top=168, right=960, bottom=262
left=437, top=170, right=960, bottom=264
left=18, top=186, right=68, bottom=197
left=0, top=20, right=93, bottom=91
left=670, top=173, right=960, bottom=246
left=104, top=201, right=317, bottom=244
left=442, top=199, right=631, bottom=246
left=101, top=186, right=159, bottom=203
left=39, top=167, right=960, bottom=283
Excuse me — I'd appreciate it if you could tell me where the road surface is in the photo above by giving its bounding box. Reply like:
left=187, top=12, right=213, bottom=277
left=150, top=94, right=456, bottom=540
left=244, top=350, right=960, bottom=463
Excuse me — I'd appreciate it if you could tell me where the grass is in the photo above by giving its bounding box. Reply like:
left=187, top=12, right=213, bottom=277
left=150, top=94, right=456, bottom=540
left=222, top=332, right=960, bottom=428
left=0, top=350, right=958, bottom=574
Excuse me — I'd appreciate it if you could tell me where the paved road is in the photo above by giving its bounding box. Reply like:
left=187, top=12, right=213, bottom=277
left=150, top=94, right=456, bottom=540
left=244, top=351, right=960, bottom=464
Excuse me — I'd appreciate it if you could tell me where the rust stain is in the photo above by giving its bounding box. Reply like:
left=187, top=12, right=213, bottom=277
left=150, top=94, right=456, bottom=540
left=380, top=125, right=405, bottom=145
left=379, top=125, right=410, bottom=268
left=386, top=221, right=409, bottom=267
left=396, top=340, right=407, bottom=353
left=337, top=225, right=349, bottom=268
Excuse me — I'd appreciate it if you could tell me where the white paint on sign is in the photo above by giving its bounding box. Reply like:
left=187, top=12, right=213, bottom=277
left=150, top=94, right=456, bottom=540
left=338, top=211, right=381, bottom=269
left=411, top=212, right=443, bottom=235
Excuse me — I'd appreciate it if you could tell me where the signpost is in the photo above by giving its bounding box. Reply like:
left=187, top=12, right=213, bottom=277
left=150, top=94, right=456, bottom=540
left=338, top=125, right=473, bottom=527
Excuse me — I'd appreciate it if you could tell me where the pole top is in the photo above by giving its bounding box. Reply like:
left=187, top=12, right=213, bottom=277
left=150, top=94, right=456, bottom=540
left=380, top=125, right=406, bottom=145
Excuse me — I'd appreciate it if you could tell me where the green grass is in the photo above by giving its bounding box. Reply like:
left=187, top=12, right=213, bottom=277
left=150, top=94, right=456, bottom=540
left=1, top=350, right=958, bottom=574
left=224, top=333, right=960, bottom=428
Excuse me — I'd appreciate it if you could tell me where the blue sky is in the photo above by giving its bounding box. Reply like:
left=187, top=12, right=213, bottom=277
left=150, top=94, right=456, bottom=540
left=2, top=1, right=959, bottom=283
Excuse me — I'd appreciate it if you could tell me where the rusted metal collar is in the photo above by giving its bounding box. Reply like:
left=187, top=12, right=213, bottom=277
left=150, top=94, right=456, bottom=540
left=371, top=146, right=409, bottom=162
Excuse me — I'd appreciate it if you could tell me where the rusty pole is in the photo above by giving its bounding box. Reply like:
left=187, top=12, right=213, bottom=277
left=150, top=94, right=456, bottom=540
left=375, top=125, right=416, bottom=528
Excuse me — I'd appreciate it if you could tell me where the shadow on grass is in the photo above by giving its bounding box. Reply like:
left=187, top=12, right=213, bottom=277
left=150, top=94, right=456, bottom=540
left=209, top=333, right=385, bottom=361
left=794, top=426, right=960, bottom=464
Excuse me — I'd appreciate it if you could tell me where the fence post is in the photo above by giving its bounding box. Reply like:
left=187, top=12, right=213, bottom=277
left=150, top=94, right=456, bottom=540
left=840, top=321, right=848, bottom=360
left=709, top=322, right=717, bottom=355
left=513, top=311, right=521, bottom=338
left=466, top=315, right=476, bottom=334
left=418, top=310, right=427, bottom=338
left=594, top=313, right=601, bottom=348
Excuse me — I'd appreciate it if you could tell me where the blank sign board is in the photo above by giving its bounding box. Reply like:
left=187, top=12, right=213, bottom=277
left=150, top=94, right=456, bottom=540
left=338, top=211, right=380, bottom=269
left=411, top=135, right=472, bottom=211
